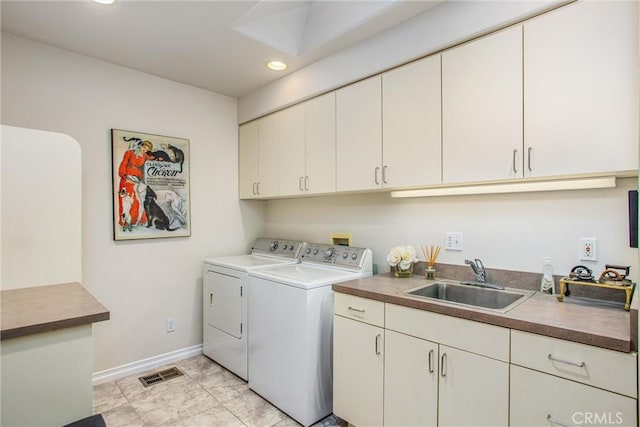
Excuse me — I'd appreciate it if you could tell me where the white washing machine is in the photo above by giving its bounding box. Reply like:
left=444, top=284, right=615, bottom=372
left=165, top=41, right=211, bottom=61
left=203, top=238, right=305, bottom=380
left=248, top=243, right=372, bottom=426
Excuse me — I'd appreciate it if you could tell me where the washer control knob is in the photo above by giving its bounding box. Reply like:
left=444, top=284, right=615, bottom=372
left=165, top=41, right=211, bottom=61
left=313, top=249, right=319, bottom=255
left=324, top=247, right=335, bottom=258
left=305, top=248, right=311, bottom=254
left=351, top=253, right=358, bottom=260
left=270, top=241, right=279, bottom=251
left=342, top=252, right=349, bottom=259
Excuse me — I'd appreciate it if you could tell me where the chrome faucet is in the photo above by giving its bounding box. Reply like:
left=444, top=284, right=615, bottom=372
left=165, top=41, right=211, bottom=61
left=465, top=259, right=486, bottom=284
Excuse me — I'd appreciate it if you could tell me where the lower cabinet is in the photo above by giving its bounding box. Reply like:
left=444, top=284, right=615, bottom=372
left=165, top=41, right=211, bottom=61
left=384, top=330, right=438, bottom=426
left=384, top=329, right=508, bottom=427
left=510, top=365, right=637, bottom=427
left=333, top=295, right=637, bottom=427
left=333, top=314, right=384, bottom=427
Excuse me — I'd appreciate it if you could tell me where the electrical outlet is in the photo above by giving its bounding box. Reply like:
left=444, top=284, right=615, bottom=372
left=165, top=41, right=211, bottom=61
left=579, top=238, right=598, bottom=261
left=445, top=232, right=463, bottom=251
left=167, top=317, right=176, bottom=333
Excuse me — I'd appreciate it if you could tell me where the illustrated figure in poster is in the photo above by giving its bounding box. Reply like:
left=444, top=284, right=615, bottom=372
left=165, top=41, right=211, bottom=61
left=118, top=138, right=152, bottom=228
left=112, top=129, right=190, bottom=240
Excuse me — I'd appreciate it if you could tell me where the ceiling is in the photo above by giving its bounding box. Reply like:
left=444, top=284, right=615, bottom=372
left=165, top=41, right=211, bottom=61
left=1, top=1, right=442, bottom=98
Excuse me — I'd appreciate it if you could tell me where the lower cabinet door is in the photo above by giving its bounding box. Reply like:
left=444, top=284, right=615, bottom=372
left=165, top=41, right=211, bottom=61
left=333, top=315, right=384, bottom=427
left=438, top=345, right=509, bottom=427
left=384, top=330, right=438, bottom=426
left=511, top=365, right=637, bottom=427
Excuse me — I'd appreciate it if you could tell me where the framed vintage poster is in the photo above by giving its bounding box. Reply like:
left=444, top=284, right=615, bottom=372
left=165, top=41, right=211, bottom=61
left=111, top=129, right=190, bottom=240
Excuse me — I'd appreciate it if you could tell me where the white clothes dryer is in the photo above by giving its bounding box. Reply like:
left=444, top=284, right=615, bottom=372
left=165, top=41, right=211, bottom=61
left=203, top=238, right=304, bottom=380
left=247, top=243, right=372, bottom=426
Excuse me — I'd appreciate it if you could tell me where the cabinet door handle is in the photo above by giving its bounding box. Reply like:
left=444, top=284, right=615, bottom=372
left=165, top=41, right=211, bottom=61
left=512, top=149, right=518, bottom=173
left=527, top=147, right=533, bottom=172
left=440, top=352, right=447, bottom=377
left=374, top=167, right=380, bottom=185
left=547, top=353, right=585, bottom=368
left=428, top=349, right=434, bottom=373
left=304, top=176, right=309, bottom=191
left=256, top=182, right=260, bottom=195
left=375, top=334, right=381, bottom=355
left=546, top=414, right=571, bottom=427
left=210, top=292, right=214, bottom=306
left=299, top=176, right=304, bottom=191
left=252, top=183, right=257, bottom=195
left=382, top=165, right=388, bottom=184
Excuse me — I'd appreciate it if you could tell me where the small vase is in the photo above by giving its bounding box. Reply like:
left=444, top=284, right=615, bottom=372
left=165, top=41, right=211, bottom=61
left=394, top=264, right=413, bottom=278
left=425, top=267, right=436, bottom=280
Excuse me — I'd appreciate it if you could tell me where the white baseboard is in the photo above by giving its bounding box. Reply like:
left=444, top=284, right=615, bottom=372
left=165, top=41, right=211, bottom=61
left=92, top=343, right=203, bottom=385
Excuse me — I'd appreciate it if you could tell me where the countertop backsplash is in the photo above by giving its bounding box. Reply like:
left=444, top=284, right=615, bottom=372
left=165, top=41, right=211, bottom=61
left=413, top=261, right=631, bottom=306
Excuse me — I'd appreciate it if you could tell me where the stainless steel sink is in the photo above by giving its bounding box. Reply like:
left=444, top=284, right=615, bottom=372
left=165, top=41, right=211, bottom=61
left=403, top=280, right=535, bottom=313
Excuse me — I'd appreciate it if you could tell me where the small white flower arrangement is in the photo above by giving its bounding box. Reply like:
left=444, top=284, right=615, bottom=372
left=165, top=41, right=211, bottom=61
left=387, top=245, right=419, bottom=271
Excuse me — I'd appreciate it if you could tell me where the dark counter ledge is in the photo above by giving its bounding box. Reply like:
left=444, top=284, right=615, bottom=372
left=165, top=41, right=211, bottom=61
left=1, top=282, right=110, bottom=340
left=334, top=273, right=633, bottom=353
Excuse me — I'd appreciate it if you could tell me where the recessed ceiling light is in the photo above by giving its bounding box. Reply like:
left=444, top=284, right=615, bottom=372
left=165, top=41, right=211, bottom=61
left=92, top=0, right=115, bottom=4
left=266, top=61, right=287, bottom=71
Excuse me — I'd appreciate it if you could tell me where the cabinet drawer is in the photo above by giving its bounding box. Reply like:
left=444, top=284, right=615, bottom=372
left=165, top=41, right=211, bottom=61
left=511, top=330, right=637, bottom=398
left=386, top=303, right=509, bottom=362
left=511, top=365, right=637, bottom=427
left=334, top=293, right=384, bottom=327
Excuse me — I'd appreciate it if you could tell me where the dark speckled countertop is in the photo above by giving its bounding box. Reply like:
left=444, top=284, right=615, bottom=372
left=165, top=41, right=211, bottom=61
left=1, top=282, right=110, bottom=340
left=333, top=273, right=634, bottom=353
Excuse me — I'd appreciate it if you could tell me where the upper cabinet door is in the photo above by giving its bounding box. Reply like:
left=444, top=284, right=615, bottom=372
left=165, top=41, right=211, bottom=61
left=524, top=1, right=639, bottom=177
left=278, top=104, right=306, bottom=197
left=336, top=76, right=383, bottom=192
left=383, top=55, right=442, bottom=189
left=305, top=92, right=336, bottom=195
left=256, top=114, right=280, bottom=198
left=238, top=121, right=259, bottom=199
left=442, top=26, right=523, bottom=184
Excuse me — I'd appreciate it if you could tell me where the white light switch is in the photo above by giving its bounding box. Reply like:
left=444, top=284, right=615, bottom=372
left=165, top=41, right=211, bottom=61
left=445, top=232, right=463, bottom=251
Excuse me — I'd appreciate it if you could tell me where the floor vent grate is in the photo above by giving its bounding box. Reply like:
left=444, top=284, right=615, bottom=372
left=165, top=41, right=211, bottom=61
left=138, top=367, right=184, bottom=387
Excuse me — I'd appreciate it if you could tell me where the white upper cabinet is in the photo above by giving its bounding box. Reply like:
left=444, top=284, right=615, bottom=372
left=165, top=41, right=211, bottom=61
left=523, top=0, right=639, bottom=177
left=238, top=115, right=280, bottom=199
left=336, top=76, right=383, bottom=192
left=255, top=114, right=280, bottom=198
left=442, top=26, right=523, bottom=184
left=238, top=121, right=259, bottom=199
left=278, top=104, right=306, bottom=196
left=304, top=93, right=336, bottom=195
left=382, top=55, right=442, bottom=188
left=240, top=94, right=336, bottom=199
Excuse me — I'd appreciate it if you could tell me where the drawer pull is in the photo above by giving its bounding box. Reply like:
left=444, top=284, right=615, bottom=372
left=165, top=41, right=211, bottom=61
left=546, top=414, right=571, bottom=427
left=347, top=306, right=366, bottom=314
left=428, top=349, right=434, bottom=373
left=547, top=353, right=585, bottom=368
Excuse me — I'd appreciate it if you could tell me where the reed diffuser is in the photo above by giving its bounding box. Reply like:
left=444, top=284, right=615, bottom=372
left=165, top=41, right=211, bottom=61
left=422, top=245, right=440, bottom=280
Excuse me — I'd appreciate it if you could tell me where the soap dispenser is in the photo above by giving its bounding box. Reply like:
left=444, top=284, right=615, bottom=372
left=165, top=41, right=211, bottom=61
left=540, top=257, right=555, bottom=295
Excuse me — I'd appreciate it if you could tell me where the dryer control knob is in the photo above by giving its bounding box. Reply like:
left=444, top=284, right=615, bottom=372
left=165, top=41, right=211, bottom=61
left=324, top=248, right=335, bottom=258
left=342, top=253, right=349, bottom=259
left=351, top=253, right=358, bottom=260
left=270, top=241, right=279, bottom=251
left=306, top=248, right=311, bottom=254
left=313, top=249, right=319, bottom=255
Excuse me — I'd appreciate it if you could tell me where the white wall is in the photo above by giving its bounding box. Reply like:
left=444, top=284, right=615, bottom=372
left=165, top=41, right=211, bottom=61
left=264, top=178, right=639, bottom=280
left=1, top=126, right=82, bottom=289
left=1, top=33, right=266, bottom=372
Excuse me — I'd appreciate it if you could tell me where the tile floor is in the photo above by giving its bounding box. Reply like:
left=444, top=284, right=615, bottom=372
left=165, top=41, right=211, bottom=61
left=94, top=354, right=347, bottom=427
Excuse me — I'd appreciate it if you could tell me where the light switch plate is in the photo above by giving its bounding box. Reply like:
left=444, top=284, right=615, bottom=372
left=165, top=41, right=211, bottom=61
left=445, top=232, right=463, bottom=251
